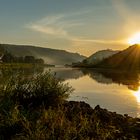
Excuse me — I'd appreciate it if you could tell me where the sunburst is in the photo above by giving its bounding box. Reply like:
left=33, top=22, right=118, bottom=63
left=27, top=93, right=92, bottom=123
left=128, top=32, right=140, bottom=45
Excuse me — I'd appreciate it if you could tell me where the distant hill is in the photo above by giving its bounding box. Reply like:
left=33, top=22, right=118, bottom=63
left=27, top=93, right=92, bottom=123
left=84, top=49, right=119, bottom=65
left=72, top=49, right=119, bottom=67
left=96, top=44, right=140, bottom=70
left=0, top=44, right=86, bottom=65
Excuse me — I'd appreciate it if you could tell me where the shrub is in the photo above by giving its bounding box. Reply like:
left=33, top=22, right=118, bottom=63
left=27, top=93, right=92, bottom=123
left=0, top=71, right=73, bottom=139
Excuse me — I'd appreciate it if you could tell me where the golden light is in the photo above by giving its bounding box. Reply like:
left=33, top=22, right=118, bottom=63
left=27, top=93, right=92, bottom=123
left=128, top=32, right=140, bottom=45
left=133, top=87, right=140, bottom=104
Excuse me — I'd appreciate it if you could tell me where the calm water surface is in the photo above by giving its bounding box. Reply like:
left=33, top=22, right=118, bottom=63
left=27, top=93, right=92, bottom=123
left=45, top=67, right=140, bottom=117
left=1, top=67, right=140, bottom=117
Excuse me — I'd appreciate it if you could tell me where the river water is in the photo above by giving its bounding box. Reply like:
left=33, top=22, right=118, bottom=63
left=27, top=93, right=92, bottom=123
left=1, top=67, right=140, bottom=117
left=45, top=67, right=140, bottom=117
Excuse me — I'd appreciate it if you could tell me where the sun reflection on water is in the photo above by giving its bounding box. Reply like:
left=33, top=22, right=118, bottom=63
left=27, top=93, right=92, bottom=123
left=132, top=87, right=140, bottom=117
left=133, top=88, right=140, bottom=104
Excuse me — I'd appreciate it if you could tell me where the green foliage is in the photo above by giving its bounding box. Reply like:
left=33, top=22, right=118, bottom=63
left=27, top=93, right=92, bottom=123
left=35, top=58, right=44, bottom=64
left=24, top=56, right=35, bottom=63
left=0, top=71, right=72, bottom=109
left=0, top=72, right=73, bottom=139
left=2, top=51, right=15, bottom=63
left=2, top=53, right=44, bottom=64
left=0, top=45, right=44, bottom=64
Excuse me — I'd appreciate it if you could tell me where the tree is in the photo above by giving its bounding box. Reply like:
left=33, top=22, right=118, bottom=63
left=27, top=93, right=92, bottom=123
left=24, top=56, right=35, bottom=63
left=2, top=51, right=15, bottom=63
left=82, top=59, right=88, bottom=64
left=0, top=44, right=5, bottom=56
left=35, top=58, right=44, bottom=64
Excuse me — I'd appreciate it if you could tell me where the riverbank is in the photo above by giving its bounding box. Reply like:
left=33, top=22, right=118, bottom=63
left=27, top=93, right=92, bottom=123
left=0, top=72, right=140, bottom=140
left=0, top=63, right=43, bottom=69
left=0, top=63, right=56, bottom=69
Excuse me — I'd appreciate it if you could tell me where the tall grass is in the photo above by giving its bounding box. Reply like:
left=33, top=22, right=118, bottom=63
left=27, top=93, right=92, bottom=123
left=0, top=71, right=73, bottom=139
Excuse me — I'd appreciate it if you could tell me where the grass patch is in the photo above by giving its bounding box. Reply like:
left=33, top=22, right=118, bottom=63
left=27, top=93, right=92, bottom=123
left=0, top=63, right=34, bottom=69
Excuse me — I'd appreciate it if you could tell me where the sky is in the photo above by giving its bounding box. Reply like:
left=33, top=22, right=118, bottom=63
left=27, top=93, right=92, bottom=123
left=0, top=0, right=140, bottom=56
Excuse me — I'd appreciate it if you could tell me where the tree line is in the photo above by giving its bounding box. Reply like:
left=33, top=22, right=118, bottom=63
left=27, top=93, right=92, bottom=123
left=1, top=51, right=44, bottom=64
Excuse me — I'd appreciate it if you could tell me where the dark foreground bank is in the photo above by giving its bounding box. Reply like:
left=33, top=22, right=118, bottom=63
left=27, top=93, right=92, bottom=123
left=0, top=72, right=140, bottom=140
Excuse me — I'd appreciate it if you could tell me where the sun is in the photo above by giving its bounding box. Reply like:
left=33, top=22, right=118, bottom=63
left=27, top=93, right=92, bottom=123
left=128, top=32, right=140, bottom=45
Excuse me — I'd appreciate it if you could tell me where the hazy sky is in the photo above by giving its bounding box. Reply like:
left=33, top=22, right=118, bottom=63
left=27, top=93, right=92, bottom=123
left=0, top=0, right=140, bottom=56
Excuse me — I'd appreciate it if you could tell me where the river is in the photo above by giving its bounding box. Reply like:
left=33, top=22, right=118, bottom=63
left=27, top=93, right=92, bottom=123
left=1, top=67, right=140, bottom=117
left=45, top=67, right=140, bottom=117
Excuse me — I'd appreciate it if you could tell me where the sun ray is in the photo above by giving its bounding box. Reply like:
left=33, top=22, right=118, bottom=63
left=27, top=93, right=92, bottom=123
left=128, top=32, right=140, bottom=45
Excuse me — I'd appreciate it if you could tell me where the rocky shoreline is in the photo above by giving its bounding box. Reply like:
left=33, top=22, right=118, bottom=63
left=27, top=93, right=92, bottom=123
left=60, top=101, right=140, bottom=140
left=1, top=72, right=140, bottom=140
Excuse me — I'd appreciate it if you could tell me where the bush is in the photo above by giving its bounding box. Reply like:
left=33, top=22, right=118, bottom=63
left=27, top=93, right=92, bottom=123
left=0, top=71, right=73, bottom=139
left=0, top=71, right=73, bottom=108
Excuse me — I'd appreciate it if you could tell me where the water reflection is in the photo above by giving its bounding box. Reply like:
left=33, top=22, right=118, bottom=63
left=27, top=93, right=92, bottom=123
left=133, top=88, right=140, bottom=104
left=78, top=69, right=140, bottom=117
left=132, top=88, right=140, bottom=117
left=1, top=67, right=140, bottom=91
left=80, top=69, right=140, bottom=91
left=44, top=67, right=84, bottom=81
left=1, top=67, right=140, bottom=117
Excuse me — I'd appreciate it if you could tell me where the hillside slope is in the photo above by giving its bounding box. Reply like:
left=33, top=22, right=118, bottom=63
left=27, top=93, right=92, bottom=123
left=96, top=44, right=140, bottom=70
left=0, top=44, right=86, bottom=65
left=85, top=49, right=119, bottom=65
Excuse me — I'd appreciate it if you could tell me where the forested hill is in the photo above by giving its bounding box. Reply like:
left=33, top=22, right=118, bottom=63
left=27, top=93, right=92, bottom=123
left=0, top=44, right=86, bottom=65
left=96, top=44, right=140, bottom=70
left=84, top=49, right=119, bottom=65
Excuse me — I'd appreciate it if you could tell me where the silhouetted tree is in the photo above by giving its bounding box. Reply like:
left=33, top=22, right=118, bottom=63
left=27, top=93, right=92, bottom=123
left=35, top=58, right=44, bottom=64
left=82, top=59, right=88, bottom=64
left=0, top=44, right=5, bottom=56
left=24, top=56, right=35, bottom=63
left=2, top=51, right=15, bottom=63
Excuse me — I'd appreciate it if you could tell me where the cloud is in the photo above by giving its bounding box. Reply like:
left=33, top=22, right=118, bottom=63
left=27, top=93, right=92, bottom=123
left=27, top=15, right=67, bottom=37
left=70, top=38, right=126, bottom=56
left=26, top=10, right=126, bottom=53
left=29, top=25, right=67, bottom=36
left=27, top=13, right=85, bottom=37
left=72, top=38, right=125, bottom=45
